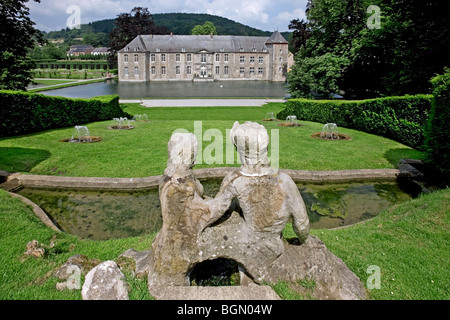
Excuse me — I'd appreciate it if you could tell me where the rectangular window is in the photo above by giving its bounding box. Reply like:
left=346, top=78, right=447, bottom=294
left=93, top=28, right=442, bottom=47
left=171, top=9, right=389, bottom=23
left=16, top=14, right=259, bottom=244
left=250, top=56, right=255, bottom=63
left=240, top=56, right=245, bottom=63
left=134, top=54, right=139, bottom=62
left=259, top=56, right=263, bottom=64
left=151, top=66, right=156, bottom=75
left=161, top=66, right=166, bottom=75
left=176, top=66, right=180, bottom=75
left=124, top=67, right=128, bottom=76
left=124, top=54, right=128, bottom=62
left=187, top=66, right=192, bottom=75
left=215, top=54, right=220, bottom=62
left=201, top=53, right=207, bottom=63
left=215, top=66, right=220, bottom=75
left=176, top=54, right=180, bottom=62
left=187, top=54, right=192, bottom=62
left=224, top=66, right=229, bottom=75
left=240, top=67, right=245, bottom=74
left=224, top=54, right=229, bottom=62
left=161, top=54, right=166, bottom=62
left=250, top=67, right=255, bottom=75
left=258, top=67, right=263, bottom=74
left=134, top=66, right=139, bottom=76
left=151, top=54, right=156, bottom=62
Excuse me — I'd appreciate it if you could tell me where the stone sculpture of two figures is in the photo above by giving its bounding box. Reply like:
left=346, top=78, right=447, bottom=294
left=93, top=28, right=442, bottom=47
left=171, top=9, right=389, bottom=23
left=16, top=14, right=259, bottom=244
left=148, top=121, right=366, bottom=300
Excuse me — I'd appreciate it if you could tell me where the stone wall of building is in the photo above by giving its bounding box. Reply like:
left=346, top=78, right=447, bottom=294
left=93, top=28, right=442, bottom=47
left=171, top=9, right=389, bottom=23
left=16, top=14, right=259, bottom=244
left=117, top=33, right=290, bottom=82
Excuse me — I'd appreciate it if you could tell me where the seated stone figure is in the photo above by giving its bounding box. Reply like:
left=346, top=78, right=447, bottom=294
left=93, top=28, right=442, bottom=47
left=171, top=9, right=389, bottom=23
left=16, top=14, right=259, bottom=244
left=197, top=121, right=310, bottom=281
left=148, top=133, right=233, bottom=287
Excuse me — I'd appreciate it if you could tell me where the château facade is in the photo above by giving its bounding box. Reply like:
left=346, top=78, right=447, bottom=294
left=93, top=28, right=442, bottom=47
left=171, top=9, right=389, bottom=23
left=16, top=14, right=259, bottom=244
left=117, top=31, right=290, bottom=82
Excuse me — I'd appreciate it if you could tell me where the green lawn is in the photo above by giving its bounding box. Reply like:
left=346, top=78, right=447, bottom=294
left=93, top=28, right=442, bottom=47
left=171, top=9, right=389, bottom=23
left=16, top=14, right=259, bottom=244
left=32, top=79, right=77, bottom=86
left=0, top=187, right=448, bottom=300
left=0, top=103, right=424, bottom=177
left=1, top=102, right=447, bottom=300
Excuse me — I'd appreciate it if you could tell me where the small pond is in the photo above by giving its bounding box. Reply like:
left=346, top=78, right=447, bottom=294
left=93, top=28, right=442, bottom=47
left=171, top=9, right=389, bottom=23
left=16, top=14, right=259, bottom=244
left=17, top=180, right=412, bottom=240
left=41, top=79, right=289, bottom=99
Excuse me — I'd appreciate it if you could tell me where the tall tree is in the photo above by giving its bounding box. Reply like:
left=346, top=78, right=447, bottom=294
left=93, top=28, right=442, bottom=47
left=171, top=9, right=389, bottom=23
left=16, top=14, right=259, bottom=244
left=288, top=19, right=310, bottom=55
left=191, top=21, right=217, bottom=35
left=288, top=0, right=369, bottom=98
left=0, top=0, right=44, bottom=90
left=107, top=7, right=169, bottom=65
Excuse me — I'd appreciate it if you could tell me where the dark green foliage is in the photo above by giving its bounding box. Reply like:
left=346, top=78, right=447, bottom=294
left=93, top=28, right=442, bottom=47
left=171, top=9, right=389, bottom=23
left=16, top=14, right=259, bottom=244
left=0, top=91, right=129, bottom=137
left=289, top=0, right=450, bottom=99
left=32, top=60, right=109, bottom=70
left=0, top=0, right=44, bottom=90
left=278, top=95, right=432, bottom=149
left=423, top=70, right=450, bottom=174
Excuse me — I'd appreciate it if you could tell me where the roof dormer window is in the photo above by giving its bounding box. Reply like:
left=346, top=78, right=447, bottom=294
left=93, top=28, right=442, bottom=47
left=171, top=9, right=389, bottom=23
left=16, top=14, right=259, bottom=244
left=125, top=46, right=129, bottom=52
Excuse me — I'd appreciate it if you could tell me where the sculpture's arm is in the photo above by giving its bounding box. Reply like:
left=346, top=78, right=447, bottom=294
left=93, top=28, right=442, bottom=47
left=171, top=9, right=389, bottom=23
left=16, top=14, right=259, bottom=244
left=197, top=172, right=239, bottom=229
left=284, top=178, right=310, bottom=244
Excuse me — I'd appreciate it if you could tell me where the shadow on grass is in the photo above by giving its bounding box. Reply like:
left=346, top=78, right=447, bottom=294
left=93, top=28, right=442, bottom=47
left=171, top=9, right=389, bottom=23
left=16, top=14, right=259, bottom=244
left=0, top=147, right=51, bottom=173
left=384, top=148, right=424, bottom=167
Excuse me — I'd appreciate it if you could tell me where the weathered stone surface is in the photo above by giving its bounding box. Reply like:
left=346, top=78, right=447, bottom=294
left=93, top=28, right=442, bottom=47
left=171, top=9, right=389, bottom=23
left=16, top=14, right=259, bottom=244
left=150, top=284, right=281, bottom=300
left=54, top=255, right=101, bottom=280
left=259, top=236, right=366, bottom=300
left=147, top=124, right=365, bottom=300
left=82, top=260, right=129, bottom=300
left=119, top=249, right=151, bottom=278
left=148, top=133, right=235, bottom=287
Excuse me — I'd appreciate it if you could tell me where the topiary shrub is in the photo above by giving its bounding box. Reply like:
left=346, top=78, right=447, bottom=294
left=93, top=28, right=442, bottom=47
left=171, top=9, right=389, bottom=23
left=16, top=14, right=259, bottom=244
left=0, top=91, right=130, bottom=137
left=278, top=94, right=432, bottom=149
left=423, top=69, right=450, bottom=176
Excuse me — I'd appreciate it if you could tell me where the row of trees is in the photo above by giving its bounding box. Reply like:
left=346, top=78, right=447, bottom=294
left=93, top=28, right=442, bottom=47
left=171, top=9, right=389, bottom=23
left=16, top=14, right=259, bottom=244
left=288, top=0, right=450, bottom=99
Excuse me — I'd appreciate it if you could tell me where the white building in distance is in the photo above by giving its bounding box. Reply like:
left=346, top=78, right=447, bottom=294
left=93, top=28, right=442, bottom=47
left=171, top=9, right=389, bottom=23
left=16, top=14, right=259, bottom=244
left=118, top=31, right=290, bottom=82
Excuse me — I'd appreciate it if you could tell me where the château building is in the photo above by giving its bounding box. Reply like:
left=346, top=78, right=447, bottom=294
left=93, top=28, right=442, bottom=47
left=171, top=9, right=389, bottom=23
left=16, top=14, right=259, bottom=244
left=117, top=31, right=290, bottom=82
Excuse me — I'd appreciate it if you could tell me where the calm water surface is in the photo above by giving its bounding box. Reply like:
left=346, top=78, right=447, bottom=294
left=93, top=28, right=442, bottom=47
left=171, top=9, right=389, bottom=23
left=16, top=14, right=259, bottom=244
left=42, top=79, right=289, bottom=99
left=18, top=181, right=412, bottom=240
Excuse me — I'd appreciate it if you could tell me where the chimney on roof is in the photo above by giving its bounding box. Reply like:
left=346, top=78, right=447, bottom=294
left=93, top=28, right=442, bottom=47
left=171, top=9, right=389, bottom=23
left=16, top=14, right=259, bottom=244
left=210, top=33, right=213, bottom=39
left=170, top=32, right=173, bottom=38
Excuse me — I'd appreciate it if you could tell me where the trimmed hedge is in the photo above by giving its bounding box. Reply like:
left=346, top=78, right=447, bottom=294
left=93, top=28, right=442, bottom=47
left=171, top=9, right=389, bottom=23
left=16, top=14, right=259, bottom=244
left=424, top=70, right=450, bottom=174
left=277, top=95, right=432, bottom=149
left=0, top=90, right=130, bottom=137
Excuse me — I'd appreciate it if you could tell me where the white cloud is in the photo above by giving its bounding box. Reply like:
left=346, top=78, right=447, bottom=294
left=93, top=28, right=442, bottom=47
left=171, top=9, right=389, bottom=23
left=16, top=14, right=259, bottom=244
left=27, top=0, right=307, bottom=32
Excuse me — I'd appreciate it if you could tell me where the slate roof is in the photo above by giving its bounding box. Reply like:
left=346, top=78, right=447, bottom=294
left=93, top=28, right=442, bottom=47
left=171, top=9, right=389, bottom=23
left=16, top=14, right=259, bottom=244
left=118, top=32, right=287, bottom=54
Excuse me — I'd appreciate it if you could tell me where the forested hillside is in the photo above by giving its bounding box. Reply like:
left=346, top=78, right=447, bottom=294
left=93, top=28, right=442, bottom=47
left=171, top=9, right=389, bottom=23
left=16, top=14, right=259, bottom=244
left=44, top=12, right=291, bottom=46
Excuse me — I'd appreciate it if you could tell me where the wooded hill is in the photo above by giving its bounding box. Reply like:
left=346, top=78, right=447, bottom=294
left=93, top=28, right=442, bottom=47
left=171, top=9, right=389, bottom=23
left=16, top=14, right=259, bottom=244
left=44, top=12, right=291, bottom=46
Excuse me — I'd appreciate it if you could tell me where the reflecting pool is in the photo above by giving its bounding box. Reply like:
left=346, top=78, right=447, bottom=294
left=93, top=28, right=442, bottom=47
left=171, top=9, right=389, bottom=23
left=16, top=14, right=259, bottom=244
left=42, top=79, right=289, bottom=99
left=17, top=180, right=412, bottom=240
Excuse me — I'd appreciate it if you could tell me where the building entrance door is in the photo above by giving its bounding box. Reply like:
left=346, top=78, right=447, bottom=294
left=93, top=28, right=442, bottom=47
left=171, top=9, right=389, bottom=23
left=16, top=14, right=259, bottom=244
left=200, top=66, right=207, bottom=78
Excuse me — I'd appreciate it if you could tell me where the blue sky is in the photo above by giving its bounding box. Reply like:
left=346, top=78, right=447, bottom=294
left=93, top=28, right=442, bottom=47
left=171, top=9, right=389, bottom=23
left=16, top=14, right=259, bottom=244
left=27, top=0, right=308, bottom=33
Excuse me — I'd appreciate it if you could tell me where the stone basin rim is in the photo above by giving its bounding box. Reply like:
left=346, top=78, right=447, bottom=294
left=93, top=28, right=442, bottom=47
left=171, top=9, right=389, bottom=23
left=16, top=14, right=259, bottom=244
left=6, top=167, right=406, bottom=192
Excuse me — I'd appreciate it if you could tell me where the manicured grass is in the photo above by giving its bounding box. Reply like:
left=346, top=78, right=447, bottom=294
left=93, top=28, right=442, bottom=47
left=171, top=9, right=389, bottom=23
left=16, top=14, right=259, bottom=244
left=28, top=78, right=109, bottom=93
left=33, top=79, right=77, bottom=86
left=0, top=103, right=424, bottom=178
left=0, top=102, right=447, bottom=300
left=0, top=187, right=448, bottom=300
left=280, top=188, right=450, bottom=300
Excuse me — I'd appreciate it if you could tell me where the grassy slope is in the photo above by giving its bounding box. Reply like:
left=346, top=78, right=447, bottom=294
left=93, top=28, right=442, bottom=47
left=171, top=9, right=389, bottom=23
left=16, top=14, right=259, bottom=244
left=0, top=103, right=423, bottom=177
left=0, top=187, right=448, bottom=300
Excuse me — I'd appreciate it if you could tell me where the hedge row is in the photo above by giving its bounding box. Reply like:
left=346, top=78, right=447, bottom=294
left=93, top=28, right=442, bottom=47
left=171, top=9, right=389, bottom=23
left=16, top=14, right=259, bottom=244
left=0, top=91, right=129, bottom=137
left=277, top=95, right=433, bottom=149
left=424, top=70, right=450, bottom=174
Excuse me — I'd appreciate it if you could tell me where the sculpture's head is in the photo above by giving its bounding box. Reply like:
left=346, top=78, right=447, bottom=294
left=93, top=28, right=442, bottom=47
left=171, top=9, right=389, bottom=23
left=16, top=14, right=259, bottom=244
left=164, top=132, right=198, bottom=177
left=230, top=121, right=272, bottom=175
